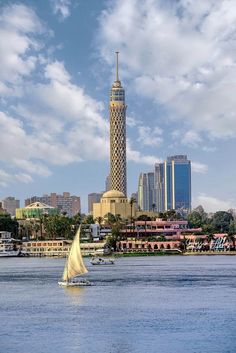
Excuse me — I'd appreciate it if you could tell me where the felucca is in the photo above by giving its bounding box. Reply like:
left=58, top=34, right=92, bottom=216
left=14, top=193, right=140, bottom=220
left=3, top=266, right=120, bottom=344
left=58, top=225, right=91, bottom=286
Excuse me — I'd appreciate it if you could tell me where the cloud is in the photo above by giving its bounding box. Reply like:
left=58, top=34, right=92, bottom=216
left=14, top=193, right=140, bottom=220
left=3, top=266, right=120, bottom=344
left=0, top=168, right=33, bottom=187
left=0, top=1, right=199, bottom=191
left=51, top=0, right=72, bottom=20
left=137, top=126, right=163, bottom=147
left=127, top=141, right=161, bottom=165
left=191, top=162, right=208, bottom=174
left=126, top=116, right=138, bottom=127
left=0, top=3, right=44, bottom=94
left=182, top=131, right=202, bottom=148
left=194, top=193, right=236, bottom=213
left=98, top=0, right=236, bottom=140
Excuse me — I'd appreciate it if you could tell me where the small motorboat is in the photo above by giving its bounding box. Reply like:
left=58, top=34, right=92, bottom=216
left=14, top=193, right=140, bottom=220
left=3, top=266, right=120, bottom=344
left=90, top=257, right=115, bottom=265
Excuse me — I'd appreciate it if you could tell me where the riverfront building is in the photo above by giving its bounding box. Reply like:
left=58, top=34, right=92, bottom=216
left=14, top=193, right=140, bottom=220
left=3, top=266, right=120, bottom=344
left=25, top=192, right=81, bottom=217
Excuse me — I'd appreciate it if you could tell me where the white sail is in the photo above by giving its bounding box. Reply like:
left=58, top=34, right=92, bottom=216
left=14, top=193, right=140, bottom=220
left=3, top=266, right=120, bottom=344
left=62, top=226, right=88, bottom=282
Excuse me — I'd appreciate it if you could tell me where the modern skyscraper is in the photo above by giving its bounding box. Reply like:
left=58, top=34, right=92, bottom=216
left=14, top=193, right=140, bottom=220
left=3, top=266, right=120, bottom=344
left=109, top=52, right=127, bottom=196
left=154, top=155, right=191, bottom=213
left=138, top=172, right=155, bottom=211
left=154, top=163, right=165, bottom=212
left=165, top=155, right=191, bottom=211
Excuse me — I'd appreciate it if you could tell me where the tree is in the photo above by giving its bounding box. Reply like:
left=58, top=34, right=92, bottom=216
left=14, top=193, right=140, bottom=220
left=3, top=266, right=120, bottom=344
left=179, top=237, right=188, bottom=252
left=0, top=214, right=18, bottom=236
left=129, top=196, right=136, bottom=226
left=211, top=211, right=233, bottom=233
left=225, top=233, right=235, bottom=250
left=188, top=211, right=203, bottom=228
left=42, top=215, right=73, bottom=239
left=95, top=216, right=103, bottom=226
left=157, top=234, right=166, bottom=242
left=83, top=214, right=94, bottom=224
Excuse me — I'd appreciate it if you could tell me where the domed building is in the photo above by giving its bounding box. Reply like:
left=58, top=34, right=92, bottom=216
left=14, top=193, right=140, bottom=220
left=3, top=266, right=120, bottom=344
left=93, top=190, right=132, bottom=220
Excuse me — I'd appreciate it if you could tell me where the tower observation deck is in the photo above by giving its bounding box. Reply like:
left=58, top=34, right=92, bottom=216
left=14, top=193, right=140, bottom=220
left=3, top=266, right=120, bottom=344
left=109, top=52, right=127, bottom=196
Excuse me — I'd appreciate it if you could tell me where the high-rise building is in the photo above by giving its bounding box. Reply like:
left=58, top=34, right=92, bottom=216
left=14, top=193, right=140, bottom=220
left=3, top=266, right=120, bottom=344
left=88, top=193, right=102, bottom=214
left=2, top=197, right=20, bottom=217
left=155, top=155, right=191, bottom=213
left=154, top=163, right=165, bottom=212
left=137, top=172, right=155, bottom=211
left=25, top=192, right=81, bottom=217
left=165, top=155, right=191, bottom=211
left=105, top=175, right=111, bottom=192
left=109, top=52, right=127, bottom=196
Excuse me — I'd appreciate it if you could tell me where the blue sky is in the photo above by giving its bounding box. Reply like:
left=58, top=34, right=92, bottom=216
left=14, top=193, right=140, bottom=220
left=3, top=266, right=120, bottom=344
left=0, top=0, right=236, bottom=213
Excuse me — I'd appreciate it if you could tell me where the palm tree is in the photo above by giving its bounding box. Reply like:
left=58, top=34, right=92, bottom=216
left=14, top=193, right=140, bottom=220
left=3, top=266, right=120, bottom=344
left=129, top=197, right=136, bottom=232
left=179, top=237, right=188, bottom=252
left=225, top=233, right=235, bottom=250
left=206, top=233, right=215, bottom=250
left=104, top=213, right=123, bottom=251
left=95, top=216, right=103, bottom=226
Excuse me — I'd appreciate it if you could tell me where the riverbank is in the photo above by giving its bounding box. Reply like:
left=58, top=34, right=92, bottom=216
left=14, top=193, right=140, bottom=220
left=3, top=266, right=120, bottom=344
left=183, top=251, right=236, bottom=256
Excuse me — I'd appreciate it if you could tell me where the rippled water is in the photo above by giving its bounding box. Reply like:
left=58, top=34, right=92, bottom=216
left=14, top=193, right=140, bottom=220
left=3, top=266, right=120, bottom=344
left=0, top=256, right=236, bottom=353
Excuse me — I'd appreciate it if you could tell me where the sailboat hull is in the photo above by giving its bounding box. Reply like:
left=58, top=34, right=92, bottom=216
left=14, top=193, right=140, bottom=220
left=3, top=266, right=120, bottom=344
left=58, top=280, right=91, bottom=287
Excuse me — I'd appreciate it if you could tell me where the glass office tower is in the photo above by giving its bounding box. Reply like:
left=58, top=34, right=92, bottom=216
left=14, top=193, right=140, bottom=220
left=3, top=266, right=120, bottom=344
left=155, top=155, right=191, bottom=213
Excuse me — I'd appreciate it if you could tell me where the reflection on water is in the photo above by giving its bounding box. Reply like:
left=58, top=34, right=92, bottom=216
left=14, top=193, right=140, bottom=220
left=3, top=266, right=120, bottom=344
left=64, top=286, right=85, bottom=305
left=0, top=256, right=236, bottom=353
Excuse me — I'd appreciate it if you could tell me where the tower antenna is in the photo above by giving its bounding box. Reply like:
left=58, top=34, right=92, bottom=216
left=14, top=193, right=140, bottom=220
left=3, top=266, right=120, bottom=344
left=115, top=51, right=119, bottom=81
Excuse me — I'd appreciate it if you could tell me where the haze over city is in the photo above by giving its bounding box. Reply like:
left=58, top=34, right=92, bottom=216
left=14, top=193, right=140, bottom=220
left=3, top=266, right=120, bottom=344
left=1, top=0, right=236, bottom=212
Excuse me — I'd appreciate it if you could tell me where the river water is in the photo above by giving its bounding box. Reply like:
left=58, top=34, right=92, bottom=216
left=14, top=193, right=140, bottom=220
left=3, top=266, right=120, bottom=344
left=0, top=255, right=235, bottom=353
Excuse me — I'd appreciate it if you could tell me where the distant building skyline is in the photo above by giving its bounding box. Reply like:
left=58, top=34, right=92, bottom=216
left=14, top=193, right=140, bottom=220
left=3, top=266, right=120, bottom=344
left=88, top=193, right=102, bottom=214
left=25, top=192, right=81, bottom=217
left=1, top=196, right=20, bottom=217
left=138, top=155, right=191, bottom=213
left=138, top=172, right=155, bottom=212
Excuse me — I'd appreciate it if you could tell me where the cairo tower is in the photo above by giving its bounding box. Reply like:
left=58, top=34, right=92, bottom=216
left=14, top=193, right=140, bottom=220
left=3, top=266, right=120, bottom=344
left=109, top=52, right=127, bottom=196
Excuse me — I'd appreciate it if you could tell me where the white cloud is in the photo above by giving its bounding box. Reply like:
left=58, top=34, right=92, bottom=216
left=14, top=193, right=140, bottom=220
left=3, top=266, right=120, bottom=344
left=126, top=116, right=138, bottom=127
left=182, top=131, right=202, bottom=148
left=51, top=0, right=72, bottom=20
left=137, top=126, right=163, bottom=147
left=0, top=4, right=44, bottom=94
left=127, top=141, right=161, bottom=165
left=194, top=193, right=236, bottom=213
left=191, top=161, right=208, bottom=174
left=98, top=0, right=236, bottom=140
left=0, top=1, right=191, bottom=190
left=0, top=169, right=32, bottom=187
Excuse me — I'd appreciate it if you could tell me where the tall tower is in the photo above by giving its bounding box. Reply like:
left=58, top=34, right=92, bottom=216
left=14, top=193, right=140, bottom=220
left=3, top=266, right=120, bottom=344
left=109, top=52, right=127, bottom=196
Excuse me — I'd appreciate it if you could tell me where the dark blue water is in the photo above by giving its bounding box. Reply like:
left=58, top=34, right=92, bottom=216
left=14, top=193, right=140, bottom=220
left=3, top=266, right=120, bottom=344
left=0, top=256, right=235, bottom=353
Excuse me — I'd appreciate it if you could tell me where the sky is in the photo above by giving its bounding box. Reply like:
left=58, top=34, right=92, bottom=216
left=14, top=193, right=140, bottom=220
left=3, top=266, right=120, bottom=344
left=0, top=0, right=236, bottom=213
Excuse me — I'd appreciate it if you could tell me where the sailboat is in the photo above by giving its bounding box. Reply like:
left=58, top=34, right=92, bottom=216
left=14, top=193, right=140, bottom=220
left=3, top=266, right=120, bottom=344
left=58, top=226, right=91, bottom=287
